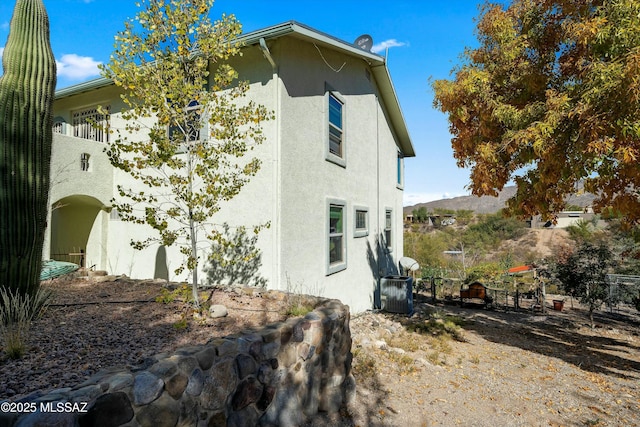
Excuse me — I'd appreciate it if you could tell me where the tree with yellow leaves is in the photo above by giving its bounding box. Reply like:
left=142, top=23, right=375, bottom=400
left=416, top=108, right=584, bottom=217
left=433, top=0, right=640, bottom=224
left=101, top=0, right=271, bottom=307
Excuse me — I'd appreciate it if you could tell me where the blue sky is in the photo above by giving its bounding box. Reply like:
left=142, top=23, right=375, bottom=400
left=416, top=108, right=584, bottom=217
left=0, top=0, right=483, bottom=206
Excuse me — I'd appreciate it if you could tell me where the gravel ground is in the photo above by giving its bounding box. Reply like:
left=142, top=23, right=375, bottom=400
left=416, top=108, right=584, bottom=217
left=340, top=297, right=640, bottom=427
left=1, top=278, right=639, bottom=426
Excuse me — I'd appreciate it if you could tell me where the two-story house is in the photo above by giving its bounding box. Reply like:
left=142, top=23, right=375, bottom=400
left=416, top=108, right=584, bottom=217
left=43, top=21, right=415, bottom=313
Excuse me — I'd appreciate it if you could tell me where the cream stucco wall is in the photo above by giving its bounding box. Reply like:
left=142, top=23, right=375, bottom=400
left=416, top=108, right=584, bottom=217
left=47, top=34, right=409, bottom=313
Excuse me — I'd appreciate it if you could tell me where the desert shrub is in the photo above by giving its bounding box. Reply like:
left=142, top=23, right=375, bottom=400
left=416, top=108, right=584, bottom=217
left=156, top=283, right=192, bottom=304
left=351, top=347, right=377, bottom=378
left=0, top=287, right=52, bottom=359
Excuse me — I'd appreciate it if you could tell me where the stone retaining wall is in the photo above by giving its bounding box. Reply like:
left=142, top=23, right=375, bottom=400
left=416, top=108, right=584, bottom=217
left=3, top=299, right=354, bottom=427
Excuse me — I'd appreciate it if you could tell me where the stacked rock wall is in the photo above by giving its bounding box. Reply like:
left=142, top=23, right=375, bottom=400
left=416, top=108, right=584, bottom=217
left=3, top=299, right=354, bottom=426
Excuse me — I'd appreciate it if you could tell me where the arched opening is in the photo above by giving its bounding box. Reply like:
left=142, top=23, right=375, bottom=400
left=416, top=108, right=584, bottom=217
left=50, top=195, right=109, bottom=268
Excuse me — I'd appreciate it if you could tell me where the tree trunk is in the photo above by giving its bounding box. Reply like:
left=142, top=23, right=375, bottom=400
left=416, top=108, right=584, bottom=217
left=189, top=216, right=200, bottom=308
left=0, top=0, right=56, bottom=297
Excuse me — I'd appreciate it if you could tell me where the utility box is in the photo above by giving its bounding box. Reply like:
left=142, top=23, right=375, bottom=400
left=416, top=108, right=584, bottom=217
left=380, top=275, right=414, bottom=315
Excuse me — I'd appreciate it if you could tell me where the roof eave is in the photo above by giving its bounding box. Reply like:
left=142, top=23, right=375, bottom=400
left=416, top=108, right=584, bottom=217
left=54, top=21, right=415, bottom=157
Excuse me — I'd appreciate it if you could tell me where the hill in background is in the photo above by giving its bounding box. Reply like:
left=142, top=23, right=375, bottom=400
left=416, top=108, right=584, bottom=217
left=404, top=186, right=596, bottom=216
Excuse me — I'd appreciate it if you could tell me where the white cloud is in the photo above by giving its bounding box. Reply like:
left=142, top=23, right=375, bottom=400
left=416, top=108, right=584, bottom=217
left=371, top=39, right=407, bottom=54
left=56, top=54, right=101, bottom=80
left=0, top=47, right=4, bottom=60
left=1, top=22, right=9, bottom=31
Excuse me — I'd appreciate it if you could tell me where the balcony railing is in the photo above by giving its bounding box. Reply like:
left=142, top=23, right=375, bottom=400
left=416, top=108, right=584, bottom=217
left=53, top=105, right=110, bottom=143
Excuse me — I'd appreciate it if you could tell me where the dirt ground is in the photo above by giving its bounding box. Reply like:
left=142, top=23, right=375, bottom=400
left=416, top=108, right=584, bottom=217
left=1, top=277, right=639, bottom=427
left=338, top=295, right=640, bottom=427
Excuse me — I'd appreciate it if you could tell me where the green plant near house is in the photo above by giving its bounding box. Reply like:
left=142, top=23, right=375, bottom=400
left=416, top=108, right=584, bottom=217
left=0, top=287, right=52, bottom=359
left=0, top=0, right=56, bottom=298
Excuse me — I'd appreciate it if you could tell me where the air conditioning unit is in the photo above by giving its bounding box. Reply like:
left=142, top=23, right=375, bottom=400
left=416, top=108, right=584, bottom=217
left=380, top=275, right=414, bottom=315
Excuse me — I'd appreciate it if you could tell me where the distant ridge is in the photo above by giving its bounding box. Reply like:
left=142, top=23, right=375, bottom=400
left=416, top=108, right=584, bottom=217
left=404, top=186, right=596, bottom=216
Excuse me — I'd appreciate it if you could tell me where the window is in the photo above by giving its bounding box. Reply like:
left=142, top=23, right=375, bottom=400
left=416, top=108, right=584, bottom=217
left=384, top=209, right=393, bottom=250
left=329, top=94, right=343, bottom=156
left=397, top=152, right=404, bottom=188
left=80, top=153, right=90, bottom=171
left=168, top=100, right=202, bottom=151
left=327, top=200, right=347, bottom=274
left=72, top=105, right=110, bottom=142
left=354, top=206, right=369, bottom=238
left=326, top=91, right=346, bottom=167
left=52, top=117, right=66, bottom=135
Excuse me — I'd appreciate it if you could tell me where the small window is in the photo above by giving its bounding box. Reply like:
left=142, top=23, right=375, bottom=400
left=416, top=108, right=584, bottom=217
left=327, top=200, right=347, bottom=274
left=80, top=153, right=90, bottom=171
left=397, top=152, right=404, bottom=188
left=52, top=117, right=67, bottom=135
left=354, top=206, right=369, bottom=238
left=384, top=209, right=393, bottom=250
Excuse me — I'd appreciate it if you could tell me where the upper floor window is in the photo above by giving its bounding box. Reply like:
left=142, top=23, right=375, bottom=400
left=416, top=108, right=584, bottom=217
left=169, top=100, right=201, bottom=144
left=329, top=94, right=343, bottom=156
left=168, top=100, right=204, bottom=153
left=326, top=91, right=346, bottom=167
left=52, top=117, right=66, bottom=135
left=72, top=105, right=110, bottom=142
left=397, top=152, right=404, bottom=188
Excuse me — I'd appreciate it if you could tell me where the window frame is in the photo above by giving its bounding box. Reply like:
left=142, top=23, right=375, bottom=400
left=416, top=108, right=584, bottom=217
left=168, top=100, right=205, bottom=154
left=325, top=90, right=346, bottom=168
left=327, top=199, right=347, bottom=275
left=80, top=153, right=90, bottom=172
left=353, top=206, right=369, bottom=238
left=384, top=208, right=393, bottom=252
left=396, top=151, right=404, bottom=189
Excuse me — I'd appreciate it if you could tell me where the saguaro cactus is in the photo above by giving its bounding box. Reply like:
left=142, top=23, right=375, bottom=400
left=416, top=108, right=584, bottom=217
left=0, top=0, right=56, bottom=297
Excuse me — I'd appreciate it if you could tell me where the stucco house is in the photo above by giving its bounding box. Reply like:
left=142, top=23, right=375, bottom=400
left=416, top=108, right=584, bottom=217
left=43, top=21, right=415, bottom=313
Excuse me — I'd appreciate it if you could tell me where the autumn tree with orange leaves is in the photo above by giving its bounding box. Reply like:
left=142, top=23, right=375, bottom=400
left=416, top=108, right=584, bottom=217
left=433, top=0, right=640, bottom=224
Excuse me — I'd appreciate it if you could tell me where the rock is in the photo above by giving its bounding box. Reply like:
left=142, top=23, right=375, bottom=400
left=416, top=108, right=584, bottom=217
left=235, top=354, right=257, bottom=380
left=135, top=393, right=179, bottom=427
left=185, top=368, right=205, bottom=396
left=209, top=304, right=228, bottom=318
left=16, top=411, right=76, bottom=427
left=93, top=275, right=117, bottom=283
left=164, top=373, right=188, bottom=399
left=374, top=340, right=388, bottom=350
left=133, top=372, right=164, bottom=405
left=195, top=347, right=216, bottom=371
left=231, top=377, right=264, bottom=411
left=88, top=270, right=108, bottom=277
left=79, top=392, right=134, bottom=426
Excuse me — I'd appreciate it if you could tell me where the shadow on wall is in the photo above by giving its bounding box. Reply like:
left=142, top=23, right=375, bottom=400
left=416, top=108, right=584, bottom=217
left=366, top=233, right=398, bottom=309
left=154, top=245, right=169, bottom=280
left=204, top=224, right=268, bottom=288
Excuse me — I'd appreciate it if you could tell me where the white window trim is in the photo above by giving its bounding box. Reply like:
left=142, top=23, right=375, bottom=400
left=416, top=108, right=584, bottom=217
left=327, top=198, right=347, bottom=275
left=354, top=205, right=369, bottom=238
left=384, top=208, right=393, bottom=253
left=325, top=89, right=346, bottom=168
left=396, top=151, right=404, bottom=190
left=169, top=101, right=209, bottom=154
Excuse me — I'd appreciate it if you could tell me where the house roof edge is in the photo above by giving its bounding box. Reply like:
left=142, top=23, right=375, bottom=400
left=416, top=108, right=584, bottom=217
left=54, top=21, right=415, bottom=157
